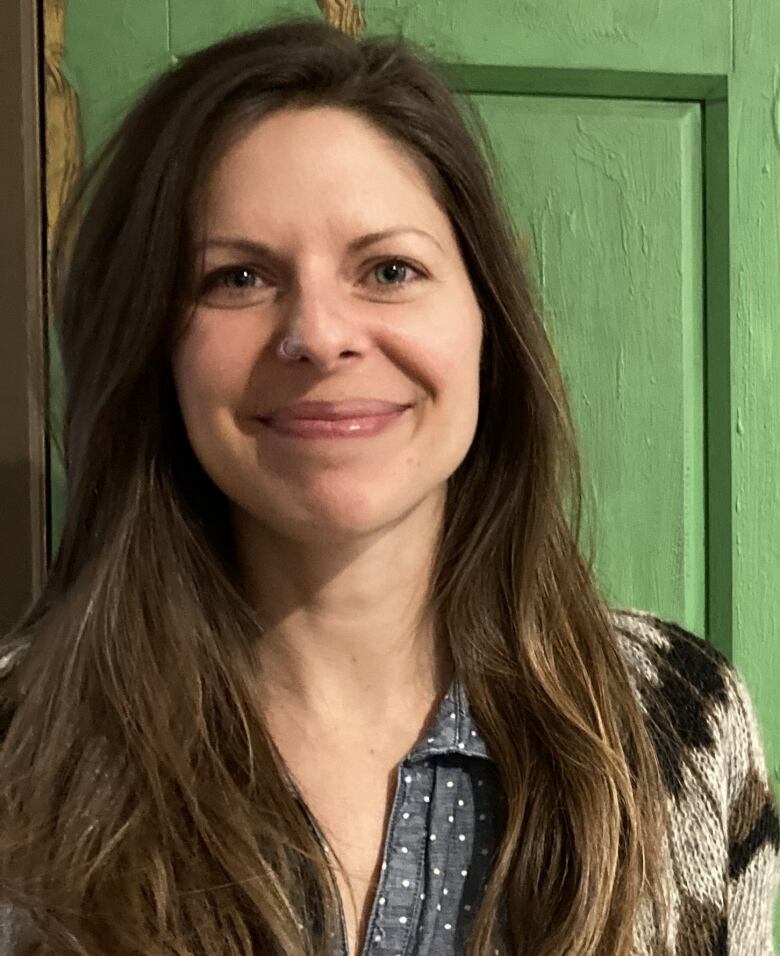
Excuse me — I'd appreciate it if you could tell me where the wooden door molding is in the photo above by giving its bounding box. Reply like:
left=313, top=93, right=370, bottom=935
left=0, top=0, right=47, bottom=632
left=44, top=0, right=82, bottom=259
left=314, top=0, right=366, bottom=38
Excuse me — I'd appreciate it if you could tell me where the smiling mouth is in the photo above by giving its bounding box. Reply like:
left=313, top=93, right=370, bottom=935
left=257, top=407, right=408, bottom=439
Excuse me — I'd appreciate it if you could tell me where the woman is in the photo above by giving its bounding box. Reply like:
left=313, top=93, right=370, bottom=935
left=0, top=15, right=777, bottom=956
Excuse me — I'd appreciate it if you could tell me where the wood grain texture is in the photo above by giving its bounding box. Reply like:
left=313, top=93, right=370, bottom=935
left=43, top=0, right=83, bottom=559
left=44, top=0, right=82, bottom=256
left=314, top=0, right=365, bottom=38
left=0, top=0, right=47, bottom=627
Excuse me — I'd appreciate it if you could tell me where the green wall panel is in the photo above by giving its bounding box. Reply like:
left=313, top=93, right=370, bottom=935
left=166, top=0, right=731, bottom=76
left=473, top=95, right=704, bottom=634
left=360, top=0, right=730, bottom=76
left=169, top=0, right=314, bottom=59
left=730, top=0, right=780, bottom=806
left=63, top=0, right=170, bottom=161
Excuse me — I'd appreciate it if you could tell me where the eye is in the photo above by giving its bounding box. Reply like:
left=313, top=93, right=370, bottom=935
left=367, top=258, right=425, bottom=292
left=197, top=257, right=426, bottom=308
left=201, top=266, right=264, bottom=294
left=196, top=265, right=270, bottom=308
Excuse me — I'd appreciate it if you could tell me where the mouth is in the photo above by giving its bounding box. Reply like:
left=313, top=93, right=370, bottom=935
left=256, top=406, right=409, bottom=440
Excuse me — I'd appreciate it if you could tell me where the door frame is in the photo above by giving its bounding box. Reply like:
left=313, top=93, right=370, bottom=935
left=0, top=0, right=47, bottom=633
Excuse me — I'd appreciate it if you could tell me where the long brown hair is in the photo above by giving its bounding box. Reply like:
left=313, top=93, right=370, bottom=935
left=0, top=15, right=672, bottom=955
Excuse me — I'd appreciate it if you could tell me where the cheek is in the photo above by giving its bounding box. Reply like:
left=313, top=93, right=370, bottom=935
left=404, top=308, right=481, bottom=463
left=422, top=308, right=482, bottom=401
left=171, top=321, right=256, bottom=422
left=441, top=312, right=483, bottom=454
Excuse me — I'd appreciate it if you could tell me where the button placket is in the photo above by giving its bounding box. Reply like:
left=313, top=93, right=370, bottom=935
left=367, top=759, right=433, bottom=954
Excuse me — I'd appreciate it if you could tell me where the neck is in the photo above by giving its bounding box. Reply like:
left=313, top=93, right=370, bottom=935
left=232, top=494, right=453, bottom=728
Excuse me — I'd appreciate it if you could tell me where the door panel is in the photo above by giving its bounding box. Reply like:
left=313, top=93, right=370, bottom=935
left=472, top=95, right=704, bottom=633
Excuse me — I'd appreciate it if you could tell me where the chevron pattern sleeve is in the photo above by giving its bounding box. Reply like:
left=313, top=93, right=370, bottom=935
left=722, top=660, right=780, bottom=954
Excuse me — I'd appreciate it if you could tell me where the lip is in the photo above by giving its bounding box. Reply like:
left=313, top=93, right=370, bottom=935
left=260, top=399, right=411, bottom=422
left=257, top=406, right=409, bottom=439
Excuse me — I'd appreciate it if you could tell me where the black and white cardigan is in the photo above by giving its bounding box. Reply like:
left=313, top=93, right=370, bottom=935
left=609, top=607, right=780, bottom=954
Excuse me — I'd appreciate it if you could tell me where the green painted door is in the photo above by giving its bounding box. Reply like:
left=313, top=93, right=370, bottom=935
left=57, top=0, right=780, bottom=942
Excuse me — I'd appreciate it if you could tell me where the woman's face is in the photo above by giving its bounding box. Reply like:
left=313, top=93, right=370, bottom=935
left=171, top=105, right=483, bottom=542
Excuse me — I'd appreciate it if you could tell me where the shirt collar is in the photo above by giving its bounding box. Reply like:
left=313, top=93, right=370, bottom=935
left=406, top=674, right=494, bottom=763
left=278, top=674, right=495, bottom=798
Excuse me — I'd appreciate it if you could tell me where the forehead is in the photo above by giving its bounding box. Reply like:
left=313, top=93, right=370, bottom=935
left=195, top=106, right=447, bottom=236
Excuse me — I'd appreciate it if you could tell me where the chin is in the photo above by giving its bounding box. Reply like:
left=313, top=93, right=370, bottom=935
left=269, top=488, right=438, bottom=544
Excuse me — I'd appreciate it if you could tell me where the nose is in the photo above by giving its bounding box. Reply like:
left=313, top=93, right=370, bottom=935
left=275, top=271, right=368, bottom=371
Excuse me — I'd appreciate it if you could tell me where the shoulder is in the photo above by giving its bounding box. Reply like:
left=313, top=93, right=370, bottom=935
left=607, top=605, right=731, bottom=715
left=607, top=606, right=780, bottom=882
left=606, top=606, right=772, bottom=791
left=607, top=606, right=734, bottom=793
left=607, top=608, right=780, bottom=952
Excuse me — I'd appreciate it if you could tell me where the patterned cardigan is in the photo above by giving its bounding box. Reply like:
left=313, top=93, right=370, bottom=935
left=0, top=607, right=778, bottom=954
left=609, top=607, right=780, bottom=954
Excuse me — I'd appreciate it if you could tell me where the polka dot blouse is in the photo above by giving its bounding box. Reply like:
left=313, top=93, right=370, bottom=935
left=282, top=675, right=506, bottom=955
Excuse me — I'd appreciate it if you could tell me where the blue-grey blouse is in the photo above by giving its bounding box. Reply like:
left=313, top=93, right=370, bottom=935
left=284, top=676, right=506, bottom=956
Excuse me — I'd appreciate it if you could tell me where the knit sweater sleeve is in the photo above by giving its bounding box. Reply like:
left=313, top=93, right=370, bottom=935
left=723, top=661, right=780, bottom=953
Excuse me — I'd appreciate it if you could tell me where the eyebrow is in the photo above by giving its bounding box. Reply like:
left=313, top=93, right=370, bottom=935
left=195, top=227, right=443, bottom=257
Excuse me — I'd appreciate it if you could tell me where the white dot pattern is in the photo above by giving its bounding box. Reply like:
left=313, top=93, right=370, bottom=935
left=291, top=676, right=505, bottom=955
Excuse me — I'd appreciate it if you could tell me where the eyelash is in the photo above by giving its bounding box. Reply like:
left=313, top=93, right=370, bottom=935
left=199, top=257, right=426, bottom=300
